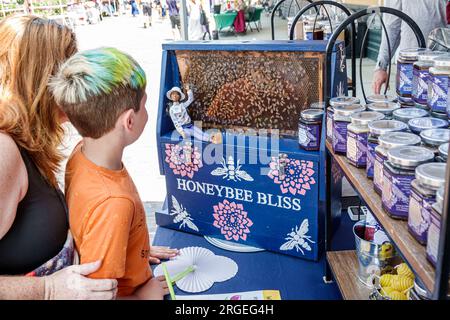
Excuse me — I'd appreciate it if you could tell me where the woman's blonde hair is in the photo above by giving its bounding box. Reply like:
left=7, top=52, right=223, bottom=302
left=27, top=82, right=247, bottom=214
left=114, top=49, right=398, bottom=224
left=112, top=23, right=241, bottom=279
left=0, top=15, right=77, bottom=187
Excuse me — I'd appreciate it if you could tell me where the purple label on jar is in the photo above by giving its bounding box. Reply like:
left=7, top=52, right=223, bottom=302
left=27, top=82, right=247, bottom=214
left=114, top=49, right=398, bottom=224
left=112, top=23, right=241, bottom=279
left=326, top=110, right=333, bottom=141
left=347, top=131, right=367, bottom=167
left=428, top=74, right=449, bottom=113
left=408, top=188, right=435, bottom=244
left=298, top=122, right=321, bottom=150
left=373, top=152, right=386, bottom=195
left=412, top=68, right=430, bottom=105
left=397, top=62, right=414, bottom=96
left=382, top=166, right=414, bottom=219
left=366, top=141, right=377, bottom=179
left=426, top=209, right=441, bottom=267
left=332, top=120, right=348, bottom=153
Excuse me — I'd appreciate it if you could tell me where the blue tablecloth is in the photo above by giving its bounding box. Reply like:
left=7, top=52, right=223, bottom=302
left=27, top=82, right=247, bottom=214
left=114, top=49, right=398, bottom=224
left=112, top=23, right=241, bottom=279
left=152, top=227, right=342, bottom=300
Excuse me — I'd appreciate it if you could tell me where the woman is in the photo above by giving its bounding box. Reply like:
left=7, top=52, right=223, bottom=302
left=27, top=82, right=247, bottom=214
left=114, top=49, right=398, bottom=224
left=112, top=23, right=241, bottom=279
left=188, top=0, right=204, bottom=40
left=0, top=15, right=117, bottom=300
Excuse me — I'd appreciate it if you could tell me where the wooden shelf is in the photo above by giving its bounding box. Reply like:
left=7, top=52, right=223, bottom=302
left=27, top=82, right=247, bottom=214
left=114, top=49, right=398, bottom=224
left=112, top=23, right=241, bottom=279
left=326, top=140, right=436, bottom=293
left=327, top=251, right=371, bottom=300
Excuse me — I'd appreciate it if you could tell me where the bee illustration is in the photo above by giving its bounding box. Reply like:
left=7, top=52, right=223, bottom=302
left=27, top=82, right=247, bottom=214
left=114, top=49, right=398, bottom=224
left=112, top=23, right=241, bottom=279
left=211, top=156, right=254, bottom=182
left=280, top=219, right=315, bottom=255
left=399, top=71, right=411, bottom=89
left=430, top=81, right=446, bottom=106
left=170, top=196, right=199, bottom=232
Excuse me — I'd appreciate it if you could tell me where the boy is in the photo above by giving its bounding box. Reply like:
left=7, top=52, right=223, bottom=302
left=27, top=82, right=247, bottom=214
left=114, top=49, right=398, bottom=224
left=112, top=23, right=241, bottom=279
left=49, top=47, right=178, bottom=299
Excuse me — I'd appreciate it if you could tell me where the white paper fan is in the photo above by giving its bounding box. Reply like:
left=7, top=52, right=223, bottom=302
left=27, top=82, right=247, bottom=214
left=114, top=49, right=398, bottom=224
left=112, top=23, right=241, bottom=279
left=154, top=246, right=238, bottom=293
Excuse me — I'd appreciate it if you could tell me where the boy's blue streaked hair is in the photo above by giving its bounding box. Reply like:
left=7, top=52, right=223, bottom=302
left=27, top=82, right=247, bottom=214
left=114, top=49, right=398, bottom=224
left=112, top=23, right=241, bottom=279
left=50, top=47, right=146, bottom=105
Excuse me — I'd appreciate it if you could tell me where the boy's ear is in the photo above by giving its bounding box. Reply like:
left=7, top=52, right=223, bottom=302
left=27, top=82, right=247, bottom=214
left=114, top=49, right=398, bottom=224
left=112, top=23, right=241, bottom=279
left=121, top=109, right=136, bottom=131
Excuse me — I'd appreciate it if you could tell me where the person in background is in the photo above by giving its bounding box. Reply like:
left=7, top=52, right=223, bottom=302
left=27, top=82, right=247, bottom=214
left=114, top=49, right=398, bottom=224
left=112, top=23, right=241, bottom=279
left=142, top=0, right=153, bottom=27
left=0, top=15, right=117, bottom=300
left=167, top=0, right=181, bottom=39
left=130, top=0, right=140, bottom=16
left=373, top=0, right=447, bottom=94
left=188, top=0, right=204, bottom=40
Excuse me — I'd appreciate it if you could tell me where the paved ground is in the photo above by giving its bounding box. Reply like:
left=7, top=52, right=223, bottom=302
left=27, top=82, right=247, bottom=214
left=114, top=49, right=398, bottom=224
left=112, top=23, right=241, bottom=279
left=58, top=11, right=393, bottom=238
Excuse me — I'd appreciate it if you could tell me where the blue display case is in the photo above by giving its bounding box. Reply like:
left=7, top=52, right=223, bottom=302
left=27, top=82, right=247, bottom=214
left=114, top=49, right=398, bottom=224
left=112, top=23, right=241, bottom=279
left=155, top=41, right=347, bottom=261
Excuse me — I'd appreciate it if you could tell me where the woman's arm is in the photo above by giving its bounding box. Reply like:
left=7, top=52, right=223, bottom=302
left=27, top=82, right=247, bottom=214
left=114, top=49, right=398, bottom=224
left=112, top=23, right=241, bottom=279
left=0, top=261, right=118, bottom=300
left=0, top=132, right=28, bottom=240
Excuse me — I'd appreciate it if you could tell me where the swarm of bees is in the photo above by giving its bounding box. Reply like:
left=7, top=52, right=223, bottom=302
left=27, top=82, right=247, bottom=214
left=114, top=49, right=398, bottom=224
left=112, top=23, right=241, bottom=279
left=175, top=50, right=323, bottom=135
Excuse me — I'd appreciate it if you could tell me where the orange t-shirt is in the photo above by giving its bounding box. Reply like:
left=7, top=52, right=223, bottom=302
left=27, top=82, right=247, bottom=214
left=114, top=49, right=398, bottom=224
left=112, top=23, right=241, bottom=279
left=65, top=143, right=151, bottom=297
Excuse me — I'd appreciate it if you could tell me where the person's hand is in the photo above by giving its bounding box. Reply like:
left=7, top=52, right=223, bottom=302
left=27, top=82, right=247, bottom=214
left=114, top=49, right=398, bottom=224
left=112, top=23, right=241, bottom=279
left=43, top=260, right=117, bottom=300
left=185, top=84, right=190, bottom=91
left=134, top=276, right=169, bottom=300
left=148, top=246, right=179, bottom=264
left=372, top=69, right=388, bottom=95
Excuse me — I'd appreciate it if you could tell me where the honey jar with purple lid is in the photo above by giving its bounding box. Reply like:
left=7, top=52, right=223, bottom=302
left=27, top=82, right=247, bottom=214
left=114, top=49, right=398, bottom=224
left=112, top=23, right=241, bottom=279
left=408, top=163, right=446, bottom=244
left=332, top=103, right=365, bottom=154
left=327, top=96, right=360, bottom=142
left=367, top=120, right=408, bottom=180
left=298, top=109, right=324, bottom=151
left=412, top=50, right=446, bottom=105
left=396, top=48, right=427, bottom=98
left=381, top=146, right=434, bottom=219
left=427, top=185, right=445, bottom=267
left=346, top=111, right=384, bottom=168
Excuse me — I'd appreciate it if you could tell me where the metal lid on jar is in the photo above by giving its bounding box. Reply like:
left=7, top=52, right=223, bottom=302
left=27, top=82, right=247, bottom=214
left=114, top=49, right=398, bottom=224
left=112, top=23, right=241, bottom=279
left=433, top=56, right=450, bottom=68
left=333, top=104, right=365, bottom=117
left=387, top=146, right=434, bottom=169
left=350, top=111, right=384, bottom=126
left=398, top=96, right=415, bottom=105
left=439, top=142, right=449, bottom=158
left=366, top=94, right=397, bottom=104
left=329, top=96, right=360, bottom=107
left=416, top=163, right=447, bottom=189
left=430, top=111, right=448, bottom=120
left=301, top=109, right=324, bottom=121
left=436, top=185, right=445, bottom=205
left=368, top=119, right=408, bottom=136
left=417, top=50, right=446, bottom=62
left=379, top=132, right=421, bottom=149
left=420, top=129, right=450, bottom=146
left=408, top=117, right=448, bottom=134
left=399, top=47, right=427, bottom=60
left=367, top=102, right=400, bottom=115
left=393, top=107, right=428, bottom=122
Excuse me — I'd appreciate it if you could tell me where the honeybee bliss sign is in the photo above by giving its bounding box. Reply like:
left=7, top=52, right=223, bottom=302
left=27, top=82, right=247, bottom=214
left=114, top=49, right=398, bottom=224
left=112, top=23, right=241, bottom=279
left=161, top=142, right=319, bottom=260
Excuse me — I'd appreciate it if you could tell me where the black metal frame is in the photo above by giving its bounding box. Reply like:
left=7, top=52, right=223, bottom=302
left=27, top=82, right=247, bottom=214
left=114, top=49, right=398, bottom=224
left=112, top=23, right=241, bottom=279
left=270, top=0, right=314, bottom=40
left=288, top=0, right=356, bottom=97
left=323, top=7, right=450, bottom=300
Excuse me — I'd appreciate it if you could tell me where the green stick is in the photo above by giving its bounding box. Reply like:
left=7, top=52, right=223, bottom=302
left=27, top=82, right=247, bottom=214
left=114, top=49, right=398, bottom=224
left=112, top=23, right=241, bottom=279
left=162, top=263, right=176, bottom=301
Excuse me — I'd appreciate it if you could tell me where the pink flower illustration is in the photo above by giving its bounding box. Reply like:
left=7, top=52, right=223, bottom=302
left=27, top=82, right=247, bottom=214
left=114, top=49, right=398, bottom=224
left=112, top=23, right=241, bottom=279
left=212, top=200, right=253, bottom=241
left=267, top=158, right=316, bottom=196
left=165, top=143, right=203, bottom=178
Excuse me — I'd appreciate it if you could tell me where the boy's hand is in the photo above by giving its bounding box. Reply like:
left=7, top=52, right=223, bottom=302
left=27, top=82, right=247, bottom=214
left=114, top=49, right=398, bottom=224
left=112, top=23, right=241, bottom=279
left=148, top=246, right=179, bottom=264
left=135, top=276, right=169, bottom=300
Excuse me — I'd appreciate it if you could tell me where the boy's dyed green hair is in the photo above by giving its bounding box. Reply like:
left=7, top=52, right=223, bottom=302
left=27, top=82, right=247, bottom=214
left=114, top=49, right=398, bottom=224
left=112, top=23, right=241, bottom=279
left=49, top=47, right=147, bottom=138
left=50, top=47, right=146, bottom=104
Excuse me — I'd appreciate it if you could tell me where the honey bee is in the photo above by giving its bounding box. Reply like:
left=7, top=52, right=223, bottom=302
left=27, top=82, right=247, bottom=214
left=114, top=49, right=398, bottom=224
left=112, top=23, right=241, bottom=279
left=211, top=156, right=253, bottom=182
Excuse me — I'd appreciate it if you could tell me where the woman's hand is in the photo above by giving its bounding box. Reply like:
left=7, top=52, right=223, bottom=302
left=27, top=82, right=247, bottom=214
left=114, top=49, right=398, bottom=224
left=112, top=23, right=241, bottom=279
left=43, top=260, right=118, bottom=300
left=148, top=246, right=179, bottom=264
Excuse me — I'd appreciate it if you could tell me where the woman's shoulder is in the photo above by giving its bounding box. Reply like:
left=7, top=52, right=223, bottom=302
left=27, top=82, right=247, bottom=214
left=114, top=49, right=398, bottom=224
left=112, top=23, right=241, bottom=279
left=0, top=132, right=28, bottom=195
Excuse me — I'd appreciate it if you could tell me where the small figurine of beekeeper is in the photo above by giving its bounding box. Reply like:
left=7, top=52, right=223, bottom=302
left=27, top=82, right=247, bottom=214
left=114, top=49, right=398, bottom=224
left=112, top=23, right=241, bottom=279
left=167, top=85, right=222, bottom=144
